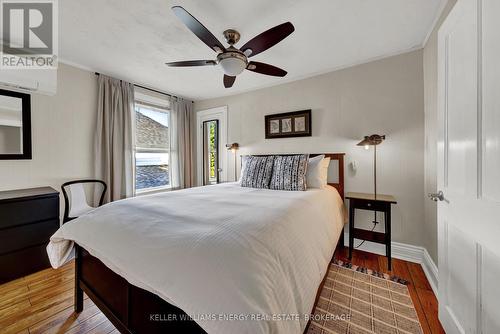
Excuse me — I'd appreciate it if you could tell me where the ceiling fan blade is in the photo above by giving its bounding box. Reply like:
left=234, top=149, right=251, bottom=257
left=166, top=60, right=216, bottom=67
left=239, top=22, right=294, bottom=58
left=172, top=6, right=225, bottom=53
left=224, top=75, right=236, bottom=88
left=246, top=61, right=287, bottom=77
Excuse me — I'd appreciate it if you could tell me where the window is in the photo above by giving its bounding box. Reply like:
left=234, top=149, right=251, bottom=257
left=134, top=101, right=170, bottom=192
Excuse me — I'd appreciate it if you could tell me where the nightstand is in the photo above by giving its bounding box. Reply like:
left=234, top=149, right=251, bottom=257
left=345, top=192, right=397, bottom=270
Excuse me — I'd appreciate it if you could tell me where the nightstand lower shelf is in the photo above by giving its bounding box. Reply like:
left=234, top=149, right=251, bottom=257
left=352, top=228, right=386, bottom=244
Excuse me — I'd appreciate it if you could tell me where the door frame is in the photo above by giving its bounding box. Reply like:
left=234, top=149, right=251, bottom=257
left=196, top=106, right=228, bottom=185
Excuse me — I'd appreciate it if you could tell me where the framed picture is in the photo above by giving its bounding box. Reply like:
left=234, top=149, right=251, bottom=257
left=265, top=110, right=311, bottom=139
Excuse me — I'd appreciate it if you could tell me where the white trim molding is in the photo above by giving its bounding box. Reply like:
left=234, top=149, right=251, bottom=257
left=421, top=248, right=439, bottom=296
left=422, top=0, right=449, bottom=47
left=343, top=235, right=438, bottom=295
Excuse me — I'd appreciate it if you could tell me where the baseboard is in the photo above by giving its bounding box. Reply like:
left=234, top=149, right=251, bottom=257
left=421, top=249, right=438, bottom=296
left=343, top=234, right=438, bottom=295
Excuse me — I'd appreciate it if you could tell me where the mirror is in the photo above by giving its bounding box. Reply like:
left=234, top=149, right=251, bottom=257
left=0, top=89, right=31, bottom=159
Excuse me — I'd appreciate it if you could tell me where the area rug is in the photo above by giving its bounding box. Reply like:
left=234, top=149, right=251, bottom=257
left=306, top=263, right=423, bottom=334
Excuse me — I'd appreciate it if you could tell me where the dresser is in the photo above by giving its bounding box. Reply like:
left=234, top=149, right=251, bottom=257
left=0, top=187, right=60, bottom=283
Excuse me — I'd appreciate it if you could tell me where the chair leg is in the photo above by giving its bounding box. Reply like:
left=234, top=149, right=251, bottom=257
left=74, top=245, right=83, bottom=312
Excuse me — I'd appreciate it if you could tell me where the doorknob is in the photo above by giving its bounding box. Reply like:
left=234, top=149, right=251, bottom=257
left=428, top=191, right=445, bottom=202
left=217, top=168, right=223, bottom=172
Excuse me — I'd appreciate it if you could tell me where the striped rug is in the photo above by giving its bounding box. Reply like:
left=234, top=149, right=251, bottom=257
left=307, top=263, right=423, bottom=334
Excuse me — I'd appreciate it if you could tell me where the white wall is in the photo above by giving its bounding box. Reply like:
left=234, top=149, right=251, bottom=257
left=0, top=63, right=97, bottom=219
left=423, top=0, right=457, bottom=264
left=195, top=50, right=425, bottom=248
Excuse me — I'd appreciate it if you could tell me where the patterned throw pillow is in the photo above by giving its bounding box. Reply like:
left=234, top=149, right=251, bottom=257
left=240, top=155, right=275, bottom=189
left=270, top=154, right=309, bottom=191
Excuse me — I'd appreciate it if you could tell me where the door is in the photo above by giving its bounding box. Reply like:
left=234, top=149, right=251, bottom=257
left=196, top=107, right=228, bottom=185
left=202, top=120, right=219, bottom=185
left=437, top=0, right=500, bottom=333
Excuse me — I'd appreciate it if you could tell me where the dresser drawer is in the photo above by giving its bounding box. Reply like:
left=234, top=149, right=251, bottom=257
left=0, top=196, right=59, bottom=229
left=0, top=219, right=59, bottom=255
left=0, top=244, right=51, bottom=283
left=351, top=198, right=389, bottom=212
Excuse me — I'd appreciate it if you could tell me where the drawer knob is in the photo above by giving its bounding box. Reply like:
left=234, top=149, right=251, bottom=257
left=367, top=203, right=371, bottom=206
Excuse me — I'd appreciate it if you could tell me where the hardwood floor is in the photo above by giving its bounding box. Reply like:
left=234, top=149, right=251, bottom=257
left=0, top=261, right=118, bottom=334
left=0, top=248, right=443, bottom=334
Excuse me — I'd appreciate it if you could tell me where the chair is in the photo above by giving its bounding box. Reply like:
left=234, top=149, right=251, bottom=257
left=61, top=179, right=107, bottom=224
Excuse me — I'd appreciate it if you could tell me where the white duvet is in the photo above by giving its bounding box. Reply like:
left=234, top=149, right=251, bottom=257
left=47, top=183, right=344, bottom=334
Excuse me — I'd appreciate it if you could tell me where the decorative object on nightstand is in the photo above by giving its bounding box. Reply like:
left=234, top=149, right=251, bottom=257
left=346, top=192, right=397, bottom=270
left=226, top=142, right=239, bottom=181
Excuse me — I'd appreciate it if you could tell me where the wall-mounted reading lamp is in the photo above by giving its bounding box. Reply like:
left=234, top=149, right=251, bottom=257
left=226, top=143, right=239, bottom=181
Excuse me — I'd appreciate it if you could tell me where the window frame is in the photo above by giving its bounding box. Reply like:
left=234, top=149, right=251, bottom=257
left=133, top=95, right=171, bottom=195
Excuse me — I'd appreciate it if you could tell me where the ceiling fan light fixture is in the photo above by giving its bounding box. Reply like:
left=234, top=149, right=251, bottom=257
left=217, top=51, right=247, bottom=76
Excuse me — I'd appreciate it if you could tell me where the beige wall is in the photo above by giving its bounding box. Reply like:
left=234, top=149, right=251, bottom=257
left=423, top=0, right=457, bottom=264
left=195, top=50, right=425, bottom=248
left=0, top=63, right=97, bottom=218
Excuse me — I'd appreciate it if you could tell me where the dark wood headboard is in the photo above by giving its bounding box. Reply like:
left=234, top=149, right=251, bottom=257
left=247, top=153, right=345, bottom=200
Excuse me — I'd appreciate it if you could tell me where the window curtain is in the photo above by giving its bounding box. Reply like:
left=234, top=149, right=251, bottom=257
left=169, top=98, right=194, bottom=189
left=94, top=75, right=135, bottom=202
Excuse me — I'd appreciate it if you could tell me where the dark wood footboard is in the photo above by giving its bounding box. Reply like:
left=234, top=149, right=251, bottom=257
left=74, top=244, right=205, bottom=333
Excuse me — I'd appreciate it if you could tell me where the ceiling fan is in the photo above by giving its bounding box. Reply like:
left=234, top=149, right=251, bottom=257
left=166, top=6, right=295, bottom=88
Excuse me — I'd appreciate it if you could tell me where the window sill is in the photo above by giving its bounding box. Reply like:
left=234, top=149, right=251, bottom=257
left=135, top=186, right=172, bottom=196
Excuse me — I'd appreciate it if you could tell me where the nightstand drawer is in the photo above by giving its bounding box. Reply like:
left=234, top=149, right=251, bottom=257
left=351, top=198, right=388, bottom=211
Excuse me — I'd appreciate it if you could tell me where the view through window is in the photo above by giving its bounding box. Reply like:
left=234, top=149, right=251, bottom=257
left=203, top=120, right=219, bottom=185
left=134, top=103, right=170, bottom=192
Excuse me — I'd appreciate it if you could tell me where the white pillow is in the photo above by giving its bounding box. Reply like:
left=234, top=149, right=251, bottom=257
left=238, top=155, right=249, bottom=183
left=306, top=155, right=331, bottom=188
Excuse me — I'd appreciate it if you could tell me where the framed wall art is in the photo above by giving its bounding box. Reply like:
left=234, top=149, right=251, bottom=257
left=265, top=110, right=311, bottom=139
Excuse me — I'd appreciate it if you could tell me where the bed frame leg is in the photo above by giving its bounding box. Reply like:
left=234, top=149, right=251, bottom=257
left=335, top=227, right=345, bottom=258
left=74, top=245, right=84, bottom=312
left=339, top=227, right=345, bottom=249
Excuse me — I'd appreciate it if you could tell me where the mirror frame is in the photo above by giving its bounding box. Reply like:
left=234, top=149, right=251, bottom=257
left=0, top=89, right=32, bottom=160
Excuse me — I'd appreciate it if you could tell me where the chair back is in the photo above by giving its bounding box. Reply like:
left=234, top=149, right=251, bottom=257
left=61, top=179, right=107, bottom=223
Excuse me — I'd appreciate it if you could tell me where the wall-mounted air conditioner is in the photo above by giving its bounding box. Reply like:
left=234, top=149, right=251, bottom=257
left=0, top=69, right=57, bottom=95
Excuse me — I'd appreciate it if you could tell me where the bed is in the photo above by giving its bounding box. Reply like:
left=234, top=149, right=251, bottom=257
left=47, top=153, right=345, bottom=334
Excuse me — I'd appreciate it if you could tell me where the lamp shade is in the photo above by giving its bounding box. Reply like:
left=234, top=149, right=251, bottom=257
left=226, top=143, right=239, bottom=152
left=357, top=134, right=385, bottom=147
left=219, top=57, right=246, bottom=76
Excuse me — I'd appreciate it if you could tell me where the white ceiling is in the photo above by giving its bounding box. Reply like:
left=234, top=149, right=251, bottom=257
left=60, top=0, right=446, bottom=100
